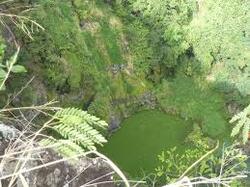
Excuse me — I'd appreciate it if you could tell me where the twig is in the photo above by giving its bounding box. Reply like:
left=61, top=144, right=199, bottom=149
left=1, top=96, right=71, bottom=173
left=66, top=163, right=93, bottom=185
left=0, top=100, right=61, bottom=113
left=0, top=151, right=92, bottom=180
left=0, top=13, right=44, bottom=30
left=82, top=180, right=146, bottom=187
left=3, top=76, right=35, bottom=109
left=91, top=151, right=130, bottom=187
left=0, top=0, right=14, bottom=5
left=0, top=47, right=20, bottom=90
left=81, top=171, right=115, bottom=187
left=178, top=140, right=219, bottom=179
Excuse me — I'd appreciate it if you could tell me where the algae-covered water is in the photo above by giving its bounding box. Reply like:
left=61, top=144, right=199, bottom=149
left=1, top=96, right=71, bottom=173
left=100, top=110, right=192, bottom=177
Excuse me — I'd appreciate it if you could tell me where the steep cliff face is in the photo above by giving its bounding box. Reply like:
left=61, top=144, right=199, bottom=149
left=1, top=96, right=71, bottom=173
left=7, top=0, right=155, bottom=127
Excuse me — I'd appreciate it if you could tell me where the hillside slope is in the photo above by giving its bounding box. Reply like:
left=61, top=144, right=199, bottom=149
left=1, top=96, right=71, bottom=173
left=9, top=0, right=155, bottom=124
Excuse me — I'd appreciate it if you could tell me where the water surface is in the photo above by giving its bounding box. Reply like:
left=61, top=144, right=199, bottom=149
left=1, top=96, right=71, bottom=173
left=100, top=110, right=192, bottom=177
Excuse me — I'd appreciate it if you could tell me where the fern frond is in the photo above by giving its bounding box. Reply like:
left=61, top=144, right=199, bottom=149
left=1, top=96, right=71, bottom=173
left=55, top=108, right=108, bottom=128
left=231, top=117, right=245, bottom=137
left=242, top=120, right=250, bottom=144
left=229, top=113, right=242, bottom=123
left=41, top=108, right=108, bottom=157
left=54, top=125, right=95, bottom=149
left=54, top=108, right=107, bottom=147
left=40, top=139, right=85, bottom=158
left=230, top=104, right=250, bottom=144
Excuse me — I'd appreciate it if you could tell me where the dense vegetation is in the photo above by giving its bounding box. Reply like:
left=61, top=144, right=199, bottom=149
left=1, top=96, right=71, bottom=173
left=0, top=0, right=250, bottom=186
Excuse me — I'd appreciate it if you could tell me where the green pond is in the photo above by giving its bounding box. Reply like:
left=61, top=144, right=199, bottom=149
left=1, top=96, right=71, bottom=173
left=100, top=110, right=193, bottom=177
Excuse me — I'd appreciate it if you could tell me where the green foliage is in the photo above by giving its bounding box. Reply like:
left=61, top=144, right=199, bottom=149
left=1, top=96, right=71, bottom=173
left=40, top=138, right=86, bottom=158
left=124, top=20, right=153, bottom=75
left=155, top=125, right=212, bottom=183
left=42, top=107, right=108, bottom=157
left=155, top=142, right=247, bottom=185
left=17, top=0, right=150, bottom=120
left=230, top=105, right=250, bottom=144
left=54, top=108, right=108, bottom=149
left=0, top=43, right=26, bottom=91
left=189, top=0, right=250, bottom=95
left=200, top=144, right=247, bottom=179
left=0, top=42, right=5, bottom=62
left=156, top=147, right=204, bottom=183
left=10, top=65, right=27, bottom=73
left=99, top=22, right=125, bottom=65
left=131, top=0, right=250, bottom=96
left=185, top=124, right=212, bottom=150
left=121, top=0, right=194, bottom=82
left=88, top=95, right=111, bottom=121
left=131, top=0, right=196, bottom=60
left=155, top=75, right=229, bottom=137
left=1, top=2, right=249, bottom=185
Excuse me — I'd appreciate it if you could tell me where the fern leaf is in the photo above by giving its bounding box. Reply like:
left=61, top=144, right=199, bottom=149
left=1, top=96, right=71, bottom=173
left=40, top=139, right=86, bottom=157
left=242, top=120, right=250, bottom=144
left=230, top=105, right=250, bottom=144
left=231, top=118, right=245, bottom=137
left=44, top=107, right=108, bottom=156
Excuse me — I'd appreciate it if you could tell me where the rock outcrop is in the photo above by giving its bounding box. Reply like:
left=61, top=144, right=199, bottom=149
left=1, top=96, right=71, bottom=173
left=0, top=124, right=115, bottom=187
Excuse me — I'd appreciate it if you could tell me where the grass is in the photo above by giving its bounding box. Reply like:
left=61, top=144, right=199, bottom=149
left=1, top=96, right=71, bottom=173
left=99, top=21, right=125, bottom=65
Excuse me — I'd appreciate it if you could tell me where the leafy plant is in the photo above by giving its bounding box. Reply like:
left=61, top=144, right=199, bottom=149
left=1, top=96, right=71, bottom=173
left=189, top=0, right=250, bottom=95
left=156, top=143, right=247, bottom=185
left=131, top=0, right=196, bottom=58
left=155, top=147, right=204, bottom=183
left=0, top=46, right=27, bottom=91
left=155, top=125, right=213, bottom=183
left=42, top=107, right=108, bottom=157
left=230, top=104, right=250, bottom=144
